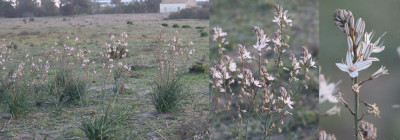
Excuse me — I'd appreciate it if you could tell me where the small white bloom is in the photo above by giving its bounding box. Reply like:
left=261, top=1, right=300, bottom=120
left=284, top=96, right=294, bottom=109
left=253, top=80, right=262, bottom=87
left=319, top=74, right=340, bottom=103
left=371, top=66, right=388, bottom=79
left=325, top=105, right=341, bottom=115
left=336, top=51, right=372, bottom=78
left=229, top=62, right=237, bottom=72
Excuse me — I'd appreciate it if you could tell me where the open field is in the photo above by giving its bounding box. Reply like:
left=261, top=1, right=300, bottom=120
left=0, top=13, right=209, bottom=139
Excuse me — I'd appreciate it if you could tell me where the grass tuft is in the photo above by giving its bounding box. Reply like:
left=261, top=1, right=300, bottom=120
left=151, top=76, right=187, bottom=113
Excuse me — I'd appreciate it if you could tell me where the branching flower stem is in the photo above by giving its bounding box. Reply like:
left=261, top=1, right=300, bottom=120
left=351, top=29, right=359, bottom=140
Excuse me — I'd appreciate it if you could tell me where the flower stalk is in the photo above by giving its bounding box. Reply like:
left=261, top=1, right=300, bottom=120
left=333, top=9, right=387, bottom=140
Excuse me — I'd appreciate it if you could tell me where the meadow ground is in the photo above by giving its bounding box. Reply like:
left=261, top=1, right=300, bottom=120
left=0, top=13, right=209, bottom=139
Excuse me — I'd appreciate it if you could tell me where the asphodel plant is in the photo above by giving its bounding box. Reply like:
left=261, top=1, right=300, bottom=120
left=210, top=4, right=316, bottom=139
left=332, top=9, right=388, bottom=140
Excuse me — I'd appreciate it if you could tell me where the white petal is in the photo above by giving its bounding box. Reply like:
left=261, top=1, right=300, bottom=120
left=347, top=36, right=353, bottom=51
left=349, top=71, right=359, bottom=78
left=372, top=46, right=385, bottom=53
left=335, top=63, right=349, bottom=72
left=346, top=51, right=353, bottom=65
left=327, top=96, right=339, bottom=103
left=354, top=60, right=372, bottom=71
left=367, top=57, right=380, bottom=61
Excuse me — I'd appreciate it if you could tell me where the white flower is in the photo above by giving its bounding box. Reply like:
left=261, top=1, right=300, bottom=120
left=237, top=44, right=252, bottom=60
left=266, top=74, right=275, bottom=81
left=229, top=62, right=237, bottom=72
left=358, top=32, right=385, bottom=61
left=282, top=11, right=292, bottom=26
left=371, top=66, right=388, bottom=79
left=212, top=27, right=227, bottom=42
left=319, top=74, right=339, bottom=103
left=325, top=105, right=341, bottom=115
left=284, top=96, right=294, bottom=109
left=211, top=67, right=222, bottom=79
left=253, top=27, right=270, bottom=51
left=336, top=51, right=372, bottom=78
left=253, top=42, right=267, bottom=51
left=110, top=34, right=115, bottom=40
left=272, top=32, right=281, bottom=46
left=272, top=16, right=280, bottom=24
left=253, top=80, right=262, bottom=87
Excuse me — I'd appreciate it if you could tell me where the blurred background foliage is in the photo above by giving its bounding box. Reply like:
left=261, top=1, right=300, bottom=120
left=210, top=0, right=319, bottom=139
left=320, top=0, right=400, bottom=139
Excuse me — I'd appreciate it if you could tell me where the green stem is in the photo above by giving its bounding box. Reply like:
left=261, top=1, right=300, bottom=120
left=353, top=77, right=359, bottom=140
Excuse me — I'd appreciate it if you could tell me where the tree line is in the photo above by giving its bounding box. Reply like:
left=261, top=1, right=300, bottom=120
left=0, top=0, right=161, bottom=18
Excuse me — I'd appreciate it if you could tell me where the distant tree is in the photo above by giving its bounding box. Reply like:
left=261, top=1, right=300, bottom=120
left=145, top=0, right=162, bottom=13
left=168, top=6, right=209, bottom=19
left=15, top=0, right=39, bottom=17
left=96, top=0, right=162, bottom=14
left=132, top=1, right=146, bottom=13
left=60, top=0, right=92, bottom=15
left=111, top=0, right=121, bottom=6
left=91, top=2, right=102, bottom=13
left=0, top=0, right=17, bottom=18
left=59, top=0, right=73, bottom=15
left=40, top=0, right=58, bottom=16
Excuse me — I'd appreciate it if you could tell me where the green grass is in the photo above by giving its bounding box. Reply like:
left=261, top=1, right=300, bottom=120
left=151, top=76, right=187, bottom=113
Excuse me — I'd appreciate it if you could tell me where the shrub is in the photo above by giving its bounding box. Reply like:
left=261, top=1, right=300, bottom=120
left=168, top=7, right=209, bottom=19
left=161, top=23, right=168, bottom=27
left=195, top=26, right=205, bottom=30
left=182, top=25, right=191, bottom=28
left=151, top=76, right=187, bottom=113
left=172, top=24, right=179, bottom=28
left=126, top=21, right=133, bottom=25
left=200, top=32, right=208, bottom=37
left=189, top=62, right=208, bottom=73
left=29, top=17, right=35, bottom=22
